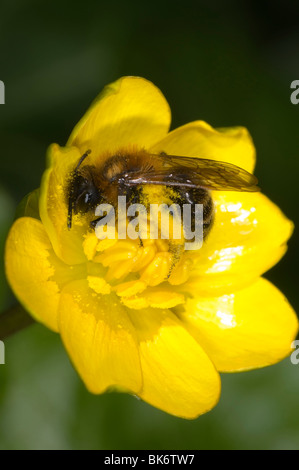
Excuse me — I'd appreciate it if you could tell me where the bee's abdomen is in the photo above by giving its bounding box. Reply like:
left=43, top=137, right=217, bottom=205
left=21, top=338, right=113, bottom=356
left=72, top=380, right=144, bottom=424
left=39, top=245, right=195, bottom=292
left=171, top=186, right=214, bottom=239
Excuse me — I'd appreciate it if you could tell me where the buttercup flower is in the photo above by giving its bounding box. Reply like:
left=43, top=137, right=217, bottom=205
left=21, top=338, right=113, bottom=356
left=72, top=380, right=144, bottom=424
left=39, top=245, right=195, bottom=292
left=5, top=77, right=298, bottom=418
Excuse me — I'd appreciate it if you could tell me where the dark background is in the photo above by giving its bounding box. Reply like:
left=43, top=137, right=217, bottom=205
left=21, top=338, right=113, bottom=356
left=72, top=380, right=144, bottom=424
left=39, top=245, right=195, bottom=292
left=0, top=0, right=298, bottom=450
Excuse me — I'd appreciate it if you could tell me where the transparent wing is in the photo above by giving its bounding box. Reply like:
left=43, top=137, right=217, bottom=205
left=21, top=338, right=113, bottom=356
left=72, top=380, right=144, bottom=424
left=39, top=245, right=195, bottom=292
left=123, top=154, right=260, bottom=192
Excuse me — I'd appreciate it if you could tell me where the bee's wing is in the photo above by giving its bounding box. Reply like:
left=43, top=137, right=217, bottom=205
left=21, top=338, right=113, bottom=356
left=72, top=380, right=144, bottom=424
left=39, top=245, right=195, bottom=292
left=123, top=154, right=260, bottom=192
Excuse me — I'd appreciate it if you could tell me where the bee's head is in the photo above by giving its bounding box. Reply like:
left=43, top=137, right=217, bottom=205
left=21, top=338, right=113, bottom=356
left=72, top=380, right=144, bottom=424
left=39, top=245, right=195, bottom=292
left=67, top=150, right=102, bottom=229
left=67, top=167, right=102, bottom=229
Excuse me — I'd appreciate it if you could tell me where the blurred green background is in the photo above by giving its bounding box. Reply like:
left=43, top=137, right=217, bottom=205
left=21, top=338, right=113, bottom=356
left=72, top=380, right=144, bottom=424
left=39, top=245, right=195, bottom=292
left=0, top=0, right=299, bottom=450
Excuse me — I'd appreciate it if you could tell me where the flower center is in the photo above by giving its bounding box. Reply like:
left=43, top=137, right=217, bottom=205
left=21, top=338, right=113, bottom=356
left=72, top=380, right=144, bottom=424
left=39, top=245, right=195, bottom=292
left=82, top=223, right=194, bottom=310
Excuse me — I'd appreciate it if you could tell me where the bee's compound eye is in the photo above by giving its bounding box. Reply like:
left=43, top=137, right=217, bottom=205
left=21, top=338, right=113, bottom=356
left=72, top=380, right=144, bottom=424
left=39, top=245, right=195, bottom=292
left=68, top=165, right=103, bottom=220
left=75, top=191, right=94, bottom=213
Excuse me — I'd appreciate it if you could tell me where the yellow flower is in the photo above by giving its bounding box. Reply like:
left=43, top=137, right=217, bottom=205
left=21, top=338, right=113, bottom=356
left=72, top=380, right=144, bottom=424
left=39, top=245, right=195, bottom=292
left=5, top=77, right=298, bottom=419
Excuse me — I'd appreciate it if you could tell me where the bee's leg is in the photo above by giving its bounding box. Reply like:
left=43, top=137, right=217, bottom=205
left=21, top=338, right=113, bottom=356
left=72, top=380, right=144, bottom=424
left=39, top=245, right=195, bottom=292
left=167, top=242, right=184, bottom=278
left=126, top=213, right=144, bottom=247
left=90, top=210, right=114, bottom=228
left=90, top=217, right=105, bottom=228
left=125, top=187, right=145, bottom=248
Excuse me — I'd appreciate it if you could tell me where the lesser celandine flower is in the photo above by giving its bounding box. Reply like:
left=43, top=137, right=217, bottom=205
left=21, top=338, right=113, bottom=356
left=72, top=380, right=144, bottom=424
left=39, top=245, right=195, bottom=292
left=5, top=77, right=298, bottom=419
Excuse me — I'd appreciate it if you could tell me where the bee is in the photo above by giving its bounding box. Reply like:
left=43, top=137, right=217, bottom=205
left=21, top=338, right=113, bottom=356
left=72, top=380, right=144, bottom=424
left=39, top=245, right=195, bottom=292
left=66, top=148, right=259, bottom=245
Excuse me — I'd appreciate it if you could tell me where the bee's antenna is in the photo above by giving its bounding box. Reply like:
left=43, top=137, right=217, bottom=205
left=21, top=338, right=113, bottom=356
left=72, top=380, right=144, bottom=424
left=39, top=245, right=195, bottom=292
left=74, top=149, right=92, bottom=172
left=67, top=149, right=92, bottom=230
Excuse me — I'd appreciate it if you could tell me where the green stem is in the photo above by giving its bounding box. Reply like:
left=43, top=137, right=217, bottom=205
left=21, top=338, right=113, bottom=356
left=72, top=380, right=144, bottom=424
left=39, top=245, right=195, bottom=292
left=0, top=304, right=36, bottom=340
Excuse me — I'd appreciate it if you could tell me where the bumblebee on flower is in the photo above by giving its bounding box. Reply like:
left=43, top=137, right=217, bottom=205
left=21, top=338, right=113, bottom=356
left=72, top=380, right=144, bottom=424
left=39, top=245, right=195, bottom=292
left=5, top=76, right=298, bottom=419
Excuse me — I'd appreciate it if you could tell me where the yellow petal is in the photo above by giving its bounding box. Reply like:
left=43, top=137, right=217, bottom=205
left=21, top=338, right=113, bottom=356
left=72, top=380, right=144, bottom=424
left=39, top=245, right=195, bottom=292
left=5, top=218, right=60, bottom=331
left=179, top=277, right=298, bottom=372
left=15, top=188, right=40, bottom=220
left=67, top=76, right=171, bottom=160
left=128, top=308, right=221, bottom=419
left=58, top=280, right=142, bottom=394
left=151, top=121, right=255, bottom=172
left=39, top=144, right=87, bottom=264
left=186, top=191, right=294, bottom=295
left=121, top=287, right=185, bottom=310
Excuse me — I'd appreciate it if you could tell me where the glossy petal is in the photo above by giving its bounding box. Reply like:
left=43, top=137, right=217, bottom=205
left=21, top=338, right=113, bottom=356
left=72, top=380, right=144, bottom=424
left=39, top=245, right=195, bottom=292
left=39, top=144, right=88, bottom=264
left=179, top=278, right=298, bottom=372
left=67, top=76, right=171, bottom=161
left=186, top=191, right=293, bottom=295
left=5, top=218, right=60, bottom=331
left=128, top=307, right=221, bottom=418
left=151, top=121, right=255, bottom=172
left=58, top=280, right=142, bottom=394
